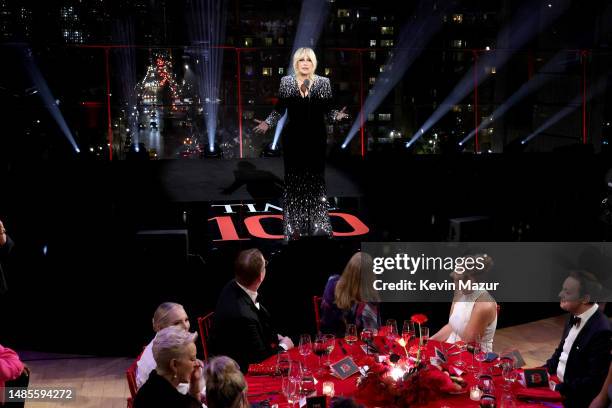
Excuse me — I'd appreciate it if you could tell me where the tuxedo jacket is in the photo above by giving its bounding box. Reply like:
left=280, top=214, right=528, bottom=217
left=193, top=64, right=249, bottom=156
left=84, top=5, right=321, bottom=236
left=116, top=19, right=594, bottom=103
left=546, top=309, right=612, bottom=408
left=210, top=280, right=280, bottom=373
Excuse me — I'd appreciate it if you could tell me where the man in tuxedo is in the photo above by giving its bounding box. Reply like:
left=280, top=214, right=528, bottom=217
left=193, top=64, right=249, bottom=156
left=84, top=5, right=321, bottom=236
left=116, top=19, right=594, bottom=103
left=546, top=270, right=612, bottom=407
left=211, top=248, right=293, bottom=372
left=0, top=219, right=13, bottom=294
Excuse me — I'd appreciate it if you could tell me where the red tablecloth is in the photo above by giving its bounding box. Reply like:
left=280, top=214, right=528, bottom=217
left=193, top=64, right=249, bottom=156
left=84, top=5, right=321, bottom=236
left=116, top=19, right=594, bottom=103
left=246, top=338, right=562, bottom=407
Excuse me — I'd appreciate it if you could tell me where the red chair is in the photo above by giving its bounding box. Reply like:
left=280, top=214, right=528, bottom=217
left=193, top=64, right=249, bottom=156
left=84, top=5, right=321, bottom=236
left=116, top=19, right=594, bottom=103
left=197, top=312, right=214, bottom=362
left=125, top=357, right=139, bottom=407
left=127, top=397, right=133, bottom=408
left=313, top=295, right=322, bottom=334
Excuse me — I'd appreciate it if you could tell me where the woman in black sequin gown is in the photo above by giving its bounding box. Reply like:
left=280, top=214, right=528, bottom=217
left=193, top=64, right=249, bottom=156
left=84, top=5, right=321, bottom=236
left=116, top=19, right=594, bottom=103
left=254, top=47, right=348, bottom=240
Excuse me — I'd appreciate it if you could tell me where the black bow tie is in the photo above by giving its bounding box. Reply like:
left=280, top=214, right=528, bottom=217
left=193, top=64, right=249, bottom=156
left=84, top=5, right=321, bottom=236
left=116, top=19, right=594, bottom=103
left=570, top=315, right=581, bottom=328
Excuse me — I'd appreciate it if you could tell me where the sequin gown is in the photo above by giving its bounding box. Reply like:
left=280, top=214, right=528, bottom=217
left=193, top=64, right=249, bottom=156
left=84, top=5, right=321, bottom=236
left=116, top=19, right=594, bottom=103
left=264, top=75, right=342, bottom=239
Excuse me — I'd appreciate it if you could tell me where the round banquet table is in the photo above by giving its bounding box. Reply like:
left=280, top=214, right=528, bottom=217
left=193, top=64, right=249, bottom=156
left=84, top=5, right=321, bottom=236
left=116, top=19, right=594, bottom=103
left=245, top=337, right=562, bottom=407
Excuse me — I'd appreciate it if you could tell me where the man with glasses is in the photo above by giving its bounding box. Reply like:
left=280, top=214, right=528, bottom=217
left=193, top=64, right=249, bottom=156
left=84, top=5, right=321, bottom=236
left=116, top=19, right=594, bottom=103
left=211, top=248, right=294, bottom=373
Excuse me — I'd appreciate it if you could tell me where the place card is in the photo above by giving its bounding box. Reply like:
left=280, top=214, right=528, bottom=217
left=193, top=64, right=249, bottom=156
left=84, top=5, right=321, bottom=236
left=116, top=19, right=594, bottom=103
left=523, top=368, right=549, bottom=388
left=330, top=357, right=360, bottom=380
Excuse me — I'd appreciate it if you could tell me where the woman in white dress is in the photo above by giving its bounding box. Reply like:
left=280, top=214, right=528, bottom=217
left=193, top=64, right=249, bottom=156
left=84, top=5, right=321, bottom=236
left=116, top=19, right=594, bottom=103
left=431, top=254, right=498, bottom=352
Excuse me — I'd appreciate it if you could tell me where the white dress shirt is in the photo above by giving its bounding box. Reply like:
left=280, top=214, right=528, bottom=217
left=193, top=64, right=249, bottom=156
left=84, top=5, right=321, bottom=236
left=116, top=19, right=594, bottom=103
left=557, top=303, right=599, bottom=381
left=236, top=281, right=260, bottom=310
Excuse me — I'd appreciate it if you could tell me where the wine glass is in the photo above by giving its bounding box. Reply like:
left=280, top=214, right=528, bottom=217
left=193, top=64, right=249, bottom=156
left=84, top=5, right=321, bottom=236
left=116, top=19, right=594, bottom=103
left=360, top=329, right=373, bottom=355
left=345, top=324, right=358, bottom=354
left=402, top=320, right=415, bottom=343
left=454, top=340, right=466, bottom=367
left=313, top=335, right=327, bottom=374
left=479, top=394, right=496, bottom=408
left=474, top=340, right=487, bottom=378
left=298, top=334, right=312, bottom=366
left=282, top=376, right=300, bottom=407
left=276, top=350, right=291, bottom=376
left=324, top=334, right=336, bottom=367
left=467, top=341, right=481, bottom=373
left=478, top=374, right=495, bottom=394
left=288, top=360, right=302, bottom=382
left=420, top=326, right=429, bottom=346
left=501, top=358, right=518, bottom=391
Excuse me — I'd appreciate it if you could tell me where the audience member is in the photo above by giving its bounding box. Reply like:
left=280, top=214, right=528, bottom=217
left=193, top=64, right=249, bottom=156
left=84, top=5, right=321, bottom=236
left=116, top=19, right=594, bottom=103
left=431, top=254, right=497, bottom=351
left=204, top=356, right=249, bottom=408
left=211, top=248, right=293, bottom=373
left=0, top=344, right=29, bottom=407
left=589, top=361, right=612, bottom=408
left=134, top=326, right=202, bottom=408
left=320, top=252, right=381, bottom=337
left=546, top=271, right=612, bottom=408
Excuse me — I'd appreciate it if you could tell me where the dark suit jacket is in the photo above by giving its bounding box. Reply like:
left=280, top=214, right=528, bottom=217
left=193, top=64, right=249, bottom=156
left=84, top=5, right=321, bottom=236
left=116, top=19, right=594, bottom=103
left=133, top=370, right=201, bottom=408
left=210, top=280, right=280, bottom=373
left=0, top=235, right=14, bottom=294
left=546, top=309, right=612, bottom=408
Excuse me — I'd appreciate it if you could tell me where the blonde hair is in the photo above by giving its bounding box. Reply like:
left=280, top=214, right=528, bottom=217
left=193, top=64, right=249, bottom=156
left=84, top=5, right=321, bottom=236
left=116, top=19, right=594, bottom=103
left=205, top=356, right=249, bottom=408
left=335, top=252, right=379, bottom=310
left=292, top=47, right=317, bottom=81
left=152, top=302, right=186, bottom=332
left=152, top=326, right=198, bottom=376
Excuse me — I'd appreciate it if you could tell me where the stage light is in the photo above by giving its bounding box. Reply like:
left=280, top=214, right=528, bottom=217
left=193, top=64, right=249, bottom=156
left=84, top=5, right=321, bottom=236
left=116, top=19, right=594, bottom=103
left=343, top=1, right=452, bottom=149
left=204, top=143, right=223, bottom=158
left=408, top=0, right=570, bottom=147
left=261, top=142, right=281, bottom=157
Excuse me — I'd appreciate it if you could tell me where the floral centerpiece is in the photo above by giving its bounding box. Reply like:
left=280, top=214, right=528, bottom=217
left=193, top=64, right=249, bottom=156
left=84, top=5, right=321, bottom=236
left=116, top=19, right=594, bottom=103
left=355, top=314, right=466, bottom=407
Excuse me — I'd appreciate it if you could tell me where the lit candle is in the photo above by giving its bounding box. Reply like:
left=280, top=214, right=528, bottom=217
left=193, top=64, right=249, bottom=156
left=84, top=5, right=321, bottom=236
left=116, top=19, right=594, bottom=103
left=322, top=381, right=335, bottom=397
left=469, top=385, right=482, bottom=401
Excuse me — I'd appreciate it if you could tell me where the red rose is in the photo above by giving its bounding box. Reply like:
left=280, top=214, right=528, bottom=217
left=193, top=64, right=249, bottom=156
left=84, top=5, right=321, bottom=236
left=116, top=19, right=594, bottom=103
left=411, top=314, right=428, bottom=325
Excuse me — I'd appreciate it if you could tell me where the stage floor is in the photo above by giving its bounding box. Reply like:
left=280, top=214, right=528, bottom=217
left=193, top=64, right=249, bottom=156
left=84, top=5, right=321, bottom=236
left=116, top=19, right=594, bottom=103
left=20, top=315, right=567, bottom=408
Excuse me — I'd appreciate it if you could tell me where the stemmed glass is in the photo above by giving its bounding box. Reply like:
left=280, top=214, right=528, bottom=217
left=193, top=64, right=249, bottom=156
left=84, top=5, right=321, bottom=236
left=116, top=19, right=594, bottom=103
left=468, top=341, right=481, bottom=373
left=324, top=334, right=336, bottom=367
left=501, top=356, right=518, bottom=391
left=313, top=335, right=327, bottom=374
left=474, top=344, right=488, bottom=378
left=402, top=320, right=415, bottom=344
left=282, top=375, right=300, bottom=407
left=385, top=319, right=398, bottom=350
left=345, top=324, right=358, bottom=355
left=298, top=334, right=312, bottom=367
left=420, top=326, right=429, bottom=346
left=360, top=329, right=373, bottom=355
left=276, top=350, right=291, bottom=376
left=454, top=341, right=466, bottom=367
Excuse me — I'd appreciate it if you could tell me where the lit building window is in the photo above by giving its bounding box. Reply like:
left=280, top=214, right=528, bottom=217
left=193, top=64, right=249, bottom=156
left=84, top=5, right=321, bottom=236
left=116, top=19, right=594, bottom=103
left=491, top=66, right=496, bottom=74
left=244, top=37, right=253, bottom=47
left=278, top=37, right=285, bottom=45
left=452, top=39, right=463, bottom=48
left=381, top=39, right=394, bottom=47
left=245, top=65, right=253, bottom=76
left=338, top=9, right=350, bottom=18
left=381, top=26, right=394, bottom=35
left=369, top=51, right=376, bottom=60
left=379, top=65, right=385, bottom=73
left=369, top=77, right=376, bottom=85
left=370, top=39, right=376, bottom=47
left=378, top=113, right=391, bottom=121
left=368, top=113, right=375, bottom=121
left=452, top=14, right=463, bottom=23
left=324, top=68, right=331, bottom=76
left=278, top=67, right=285, bottom=75
left=262, top=67, right=272, bottom=76
left=340, top=24, right=346, bottom=33
left=370, top=16, right=378, bottom=22
left=264, top=37, right=273, bottom=46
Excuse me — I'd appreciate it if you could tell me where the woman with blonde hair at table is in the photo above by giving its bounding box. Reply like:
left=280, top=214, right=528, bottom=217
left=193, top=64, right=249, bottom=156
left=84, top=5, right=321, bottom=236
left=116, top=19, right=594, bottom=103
left=134, top=326, right=203, bottom=408
left=205, top=356, right=250, bottom=408
left=431, top=254, right=498, bottom=352
left=136, top=302, right=201, bottom=395
left=320, top=252, right=381, bottom=336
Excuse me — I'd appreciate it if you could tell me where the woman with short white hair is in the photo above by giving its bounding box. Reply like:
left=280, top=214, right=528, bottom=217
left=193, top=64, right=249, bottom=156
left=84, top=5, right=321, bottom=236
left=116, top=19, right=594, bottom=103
left=205, top=356, right=250, bottom=408
left=136, top=302, right=193, bottom=391
left=134, top=326, right=203, bottom=408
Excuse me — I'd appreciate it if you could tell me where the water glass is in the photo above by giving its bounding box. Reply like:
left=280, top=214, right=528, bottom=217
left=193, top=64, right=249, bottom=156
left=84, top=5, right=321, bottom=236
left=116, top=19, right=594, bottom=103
left=276, top=350, right=291, bottom=376
left=402, top=320, right=415, bottom=342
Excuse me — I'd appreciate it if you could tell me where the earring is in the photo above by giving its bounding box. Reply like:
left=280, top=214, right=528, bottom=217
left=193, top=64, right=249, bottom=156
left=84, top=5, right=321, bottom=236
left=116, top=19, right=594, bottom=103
left=173, top=374, right=177, bottom=379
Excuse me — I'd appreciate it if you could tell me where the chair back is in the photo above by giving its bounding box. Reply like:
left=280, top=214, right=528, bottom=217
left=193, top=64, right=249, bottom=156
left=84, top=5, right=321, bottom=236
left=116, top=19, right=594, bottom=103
left=313, top=295, right=322, bottom=334
left=197, top=312, right=215, bottom=362
left=126, top=357, right=139, bottom=400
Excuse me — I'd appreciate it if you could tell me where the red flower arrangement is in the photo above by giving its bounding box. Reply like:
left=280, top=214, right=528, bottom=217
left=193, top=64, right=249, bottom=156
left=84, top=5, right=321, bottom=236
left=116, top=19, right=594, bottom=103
left=411, top=314, right=428, bottom=325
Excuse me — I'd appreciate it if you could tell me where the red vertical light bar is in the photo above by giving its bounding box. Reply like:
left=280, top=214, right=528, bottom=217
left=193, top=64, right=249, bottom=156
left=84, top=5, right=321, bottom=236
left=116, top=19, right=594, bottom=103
left=473, top=50, right=479, bottom=153
left=105, top=48, right=113, bottom=161
left=359, top=50, right=365, bottom=158
left=236, top=49, right=243, bottom=158
left=582, top=50, right=587, bottom=145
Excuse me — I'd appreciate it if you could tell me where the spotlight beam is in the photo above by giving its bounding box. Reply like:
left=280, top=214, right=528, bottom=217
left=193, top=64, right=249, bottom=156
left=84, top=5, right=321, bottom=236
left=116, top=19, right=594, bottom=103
left=521, top=76, right=607, bottom=145
left=342, top=0, right=454, bottom=148
left=112, top=20, right=139, bottom=145
left=22, top=47, right=80, bottom=153
left=408, top=0, right=570, bottom=147
left=188, top=0, right=227, bottom=152
left=459, top=50, right=574, bottom=146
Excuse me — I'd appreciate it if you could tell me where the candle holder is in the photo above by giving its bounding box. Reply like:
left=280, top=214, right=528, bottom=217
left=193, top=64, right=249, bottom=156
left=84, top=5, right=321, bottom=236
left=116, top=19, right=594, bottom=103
left=322, top=381, right=335, bottom=398
left=470, top=385, right=483, bottom=401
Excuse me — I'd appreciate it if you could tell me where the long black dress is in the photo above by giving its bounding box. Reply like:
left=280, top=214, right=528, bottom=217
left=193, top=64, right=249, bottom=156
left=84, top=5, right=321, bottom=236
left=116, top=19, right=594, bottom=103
left=264, top=75, right=342, bottom=239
